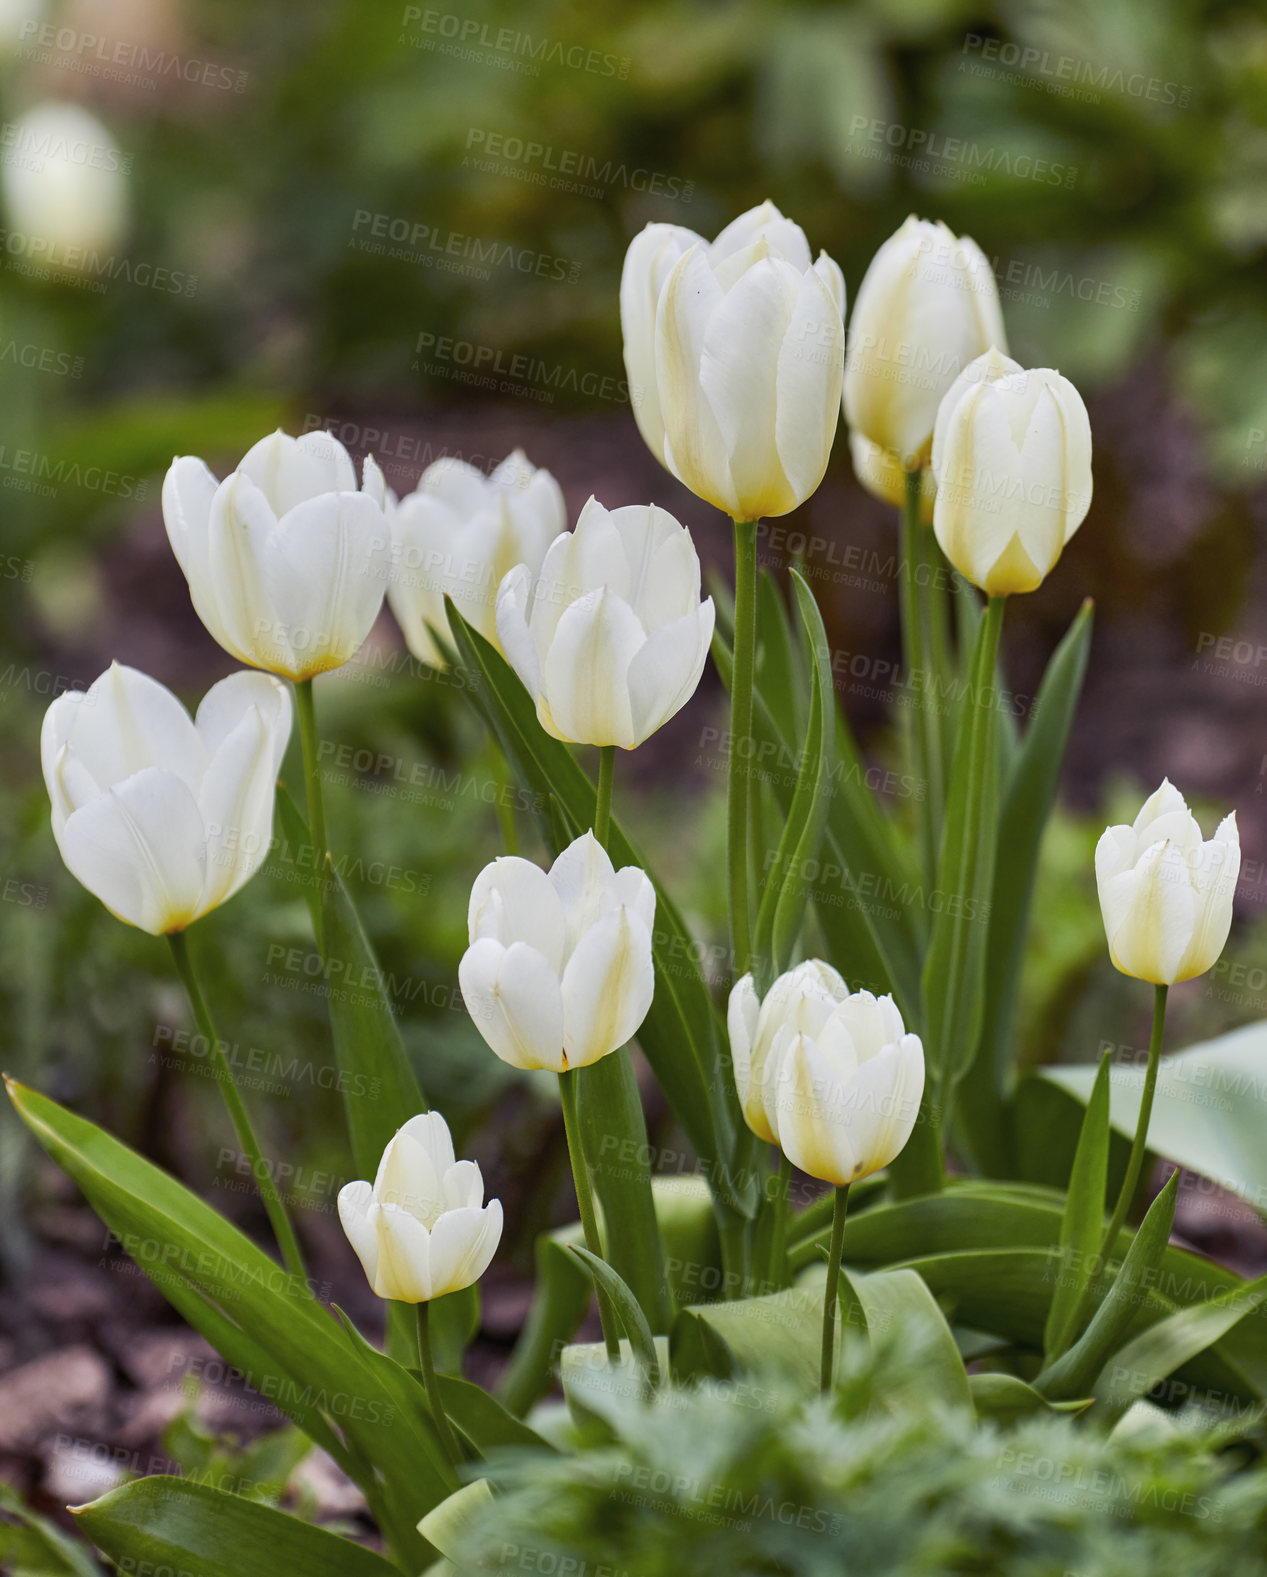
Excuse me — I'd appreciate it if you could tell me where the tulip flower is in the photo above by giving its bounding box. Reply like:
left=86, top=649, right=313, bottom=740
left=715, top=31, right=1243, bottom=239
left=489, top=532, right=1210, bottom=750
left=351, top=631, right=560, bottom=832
left=163, top=430, right=392, bottom=681
left=459, top=831, right=656, bottom=1073
left=1, top=102, right=129, bottom=267
left=41, top=662, right=291, bottom=936
left=848, top=432, right=933, bottom=523
left=337, top=1112, right=503, bottom=1304
left=624, top=200, right=845, bottom=520
left=496, top=497, right=714, bottom=750
left=844, top=216, right=1006, bottom=471
left=1095, top=780, right=1240, bottom=987
left=729, top=961, right=925, bottom=1185
left=387, top=449, right=566, bottom=665
left=930, top=348, right=1093, bottom=597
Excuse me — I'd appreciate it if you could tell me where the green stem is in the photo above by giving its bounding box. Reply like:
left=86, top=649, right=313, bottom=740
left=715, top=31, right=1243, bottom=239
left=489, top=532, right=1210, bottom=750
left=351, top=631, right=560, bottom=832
left=923, top=530, right=954, bottom=770
left=416, top=1300, right=463, bottom=1465
left=728, top=518, right=759, bottom=984
left=594, top=744, right=615, bottom=848
left=558, top=1068, right=620, bottom=1359
left=1099, top=984, right=1169, bottom=1263
left=294, top=678, right=328, bottom=862
left=820, top=1184, right=851, bottom=1392
left=167, top=931, right=306, bottom=1280
left=900, top=475, right=942, bottom=887
left=767, top=1148, right=793, bottom=1290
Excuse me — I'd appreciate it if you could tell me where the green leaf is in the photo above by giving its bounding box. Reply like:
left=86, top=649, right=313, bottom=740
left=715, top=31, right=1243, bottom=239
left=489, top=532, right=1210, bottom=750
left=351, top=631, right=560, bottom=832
left=1044, top=1051, right=1112, bottom=1359
left=669, top=1308, right=736, bottom=1383
left=73, top=1478, right=398, bottom=1577
left=566, top=1245, right=660, bottom=1386
left=961, top=599, right=1093, bottom=1174
left=495, top=1230, right=592, bottom=1417
left=0, top=1486, right=101, bottom=1577
left=435, top=1374, right=556, bottom=1453
left=969, top=1372, right=1091, bottom=1422
left=685, top=1286, right=822, bottom=1389
left=845, top=1266, right=972, bottom=1415
left=1034, top=1171, right=1181, bottom=1401
left=752, top=571, right=836, bottom=989
left=417, top=1481, right=494, bottom=1566
left=272, top=783, right=322, bottom=938
left=1092, top=1273, right=1267, bottom=1423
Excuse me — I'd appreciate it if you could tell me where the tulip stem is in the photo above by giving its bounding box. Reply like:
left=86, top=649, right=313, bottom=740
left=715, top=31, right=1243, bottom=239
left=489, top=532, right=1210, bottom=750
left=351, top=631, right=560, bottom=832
left=167, top=931, right=306, bottom=1281
left=294, top=678, right=328, bottom=861
left=767, top=1148, right=793, bottom=1290
left=558, top=1069, right=621, bottom=1360
left=1099, top=984, right=1169, bottom=1264
left=594, top=745, right=615, bottom=847
left=728, top=518, right=758, bottom=983
left=416, top=1300, right=463, bottom=1466
left=900, top=475, right=942, bottom=887
left=819, top=1183, right=851, bottom=1392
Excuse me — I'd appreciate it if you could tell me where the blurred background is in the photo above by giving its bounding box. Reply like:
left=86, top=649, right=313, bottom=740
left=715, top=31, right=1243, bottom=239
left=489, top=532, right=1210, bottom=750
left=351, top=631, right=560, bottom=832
left=1, top=0, right=1266, bottom=1531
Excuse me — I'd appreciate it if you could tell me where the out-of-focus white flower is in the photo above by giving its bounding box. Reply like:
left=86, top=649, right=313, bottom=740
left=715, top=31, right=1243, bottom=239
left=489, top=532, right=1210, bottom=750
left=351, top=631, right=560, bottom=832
left=338, top=1112, right=502, bottom=1303
left=41, top=662, right=290, bottom=935
left=930, top=348, right=1093, bottom=597
left=386, top=449, right=566, bottom=665
left=496, top=496, right=714, bottom=749
left=1, top=101, right=129, bottom=264
left=459, top=832, right=656, bottom=1073
left=729, top=960, right=924, bottom=1185
left=163, top=430, right=391, bottom=680
left=848, top=432, right=934, bottom=523
left=623, top=201, right=846, bottom=519
left=1095, top=780, right=1240, bottom=985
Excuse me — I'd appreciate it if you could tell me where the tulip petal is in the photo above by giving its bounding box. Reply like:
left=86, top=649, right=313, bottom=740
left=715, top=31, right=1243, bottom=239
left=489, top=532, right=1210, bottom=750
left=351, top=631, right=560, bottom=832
left=620, top=223, right=702, bottom=462
left=426, top=1201, right=503, bottom=1298
left=608, top=503, right=700, bottom=630
left=373, top=1202, right=433, bottom=1302
left=656, top=245, right=735, bottom=514
left=337, top=1180, right=378, bottom=1289
left=548, top=831, right=618, bottom=950
left=560, top=906, right=655, bottom=1069
left=459, top=937, right=566, bottom=1072
left=1103, top=840, right=1196, bottom=985
left=626, top=602, right=715, bottom=745
left=197, top=704, right=276, bottom=910
left=59, top=662, right=206, bottom=798
left=837, top=1034, right=924, bottom=1180
left=467, top=854, right=567, bottom=973
left=443, top=1158, right=486, bottom=1213
left=767, top=1034, right=857, bottom=1187
left=238, top=429, right=358, bottom=516
left=163, top=456, right=220, bottom=602
left=196, top=670, right=292, bottom=779
left=774, top=267, right=844, bottom=509
left=540, top=587, right=642, bottom=748
left=495, top=563, right=543, bottom=699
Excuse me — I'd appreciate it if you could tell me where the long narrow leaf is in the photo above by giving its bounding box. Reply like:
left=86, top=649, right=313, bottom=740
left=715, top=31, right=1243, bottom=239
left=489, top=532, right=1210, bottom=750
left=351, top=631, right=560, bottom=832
left=567, top=1245, right=661, bottom=1386
left=1044, top=1052, right=1112, bottom=1359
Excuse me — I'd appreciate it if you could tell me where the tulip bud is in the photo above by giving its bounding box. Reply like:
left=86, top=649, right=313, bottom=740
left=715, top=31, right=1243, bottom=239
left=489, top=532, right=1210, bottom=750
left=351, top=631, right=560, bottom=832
left=459, top=832, right=656, bottom=1073
left=1095, top=780, right=1240, bottom=985
left=163, top=430, right=392, bottom=680
left=1, top=102, right=129, bottom=268
left=729, top=961, right=924, bottom=1185
left=338, top=1112, right=502, bottom=1303
left=624, top=201, right=845, bottom=519
left=930, top=349, right=1093, bottom=597
left=41, top=662, right=291, bottom=935
left=495, top=496, right=714, bottom=749
left=844, top=215, right=1006, bottom=471
left=387, top=449, right=566, bottom=666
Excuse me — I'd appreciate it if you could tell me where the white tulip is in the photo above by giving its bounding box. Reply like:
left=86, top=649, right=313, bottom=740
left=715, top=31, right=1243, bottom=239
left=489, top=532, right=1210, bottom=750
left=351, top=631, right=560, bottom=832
left=163, top=430, right=391, bottom=680
left=496, top=496, right=714, bottom=749
left=41, top=662, right=291, bottom=935
left=930, top=348, right=1093, bottom=597
left=459, top=832, right=656, bottom=1073
left=1, top=102, right=129, bottom=266
left=338, top=1112, right=502, bottom=1303
left=624, top=201, right=845, bottom=519
left=844, top=215, right=1006, bottom=469
left=730, top=961, right=924, bottom=1185
left=1095, top=780, right=1240, bottom=986
left=848, top=431, right=934, bottom=523
left=387, top=449, right=566, bottom=666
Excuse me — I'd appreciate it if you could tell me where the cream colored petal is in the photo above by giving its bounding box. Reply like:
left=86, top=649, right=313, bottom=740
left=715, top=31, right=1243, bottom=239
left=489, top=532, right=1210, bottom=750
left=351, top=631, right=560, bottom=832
left=458, top=937, right=566, bottom=1072
left=559, top=907, right=655, bottom=1069
left=540, top=588, right=643, bottom=748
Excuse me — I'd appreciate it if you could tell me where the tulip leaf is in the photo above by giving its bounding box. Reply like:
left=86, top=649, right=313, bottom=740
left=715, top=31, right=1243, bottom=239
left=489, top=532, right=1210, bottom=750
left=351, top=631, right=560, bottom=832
left=0, top=1485, right=101, bottom=1577
left=4, top=1080, right=449, bottom=1562
left=960, top=598, right=1094, bottom=1174
left=1091, top=1274, right=1267, bottom=1423
left=434, top=1374, right=557, bottom=1453
left=756, top=568, right=809, bottom=742
left=1044, top=1051, right=1112, bottom=1360
left=496, top=1229, right=593, bottom=1417
left=566, top=1244, right=661, bottom=1387
left=445, top=602, right=753, bottom=1222
left=72, top=1477, right=399, bottom=1577
left=1034, top=1171, right=1181, bottom=1401
left=685, top=1286, right=823, bottom=1389
left=417, top=1481, right=495, bottom=1566
left=844, top=1266, right=972, bottom=1415
left=669, top=1308, right=736, bottom=1382
left=752, top=570, right=835, bottom=989
left=968, top=1372, right=1091, bottom=1422
left=273, top=781, right=323, bottom=938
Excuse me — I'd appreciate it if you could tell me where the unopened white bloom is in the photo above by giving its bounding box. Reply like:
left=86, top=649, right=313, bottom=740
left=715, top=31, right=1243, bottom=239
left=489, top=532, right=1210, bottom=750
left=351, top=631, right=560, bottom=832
left=1095, top=780, right=1239, bottom=985
left=1, top=102, right=128, bottom=265
left=930, top=348, right=1093, bottom=597
left=338, top=1113, right=502, bottom=1303
left=729, top=961, right=924, bottom=1185
left=387, top=449, right=566, bottom=665
left=496, top=497, right=714, bottom=749
left=459, top=832, right=655, bottom=1073
left=844, top=215, right=1006, bottom=469
left=623, top=201, right=845, bottom=519
left=41, top=662, right=291, bottom=935
left=163, top=430, right=391, bottom=680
